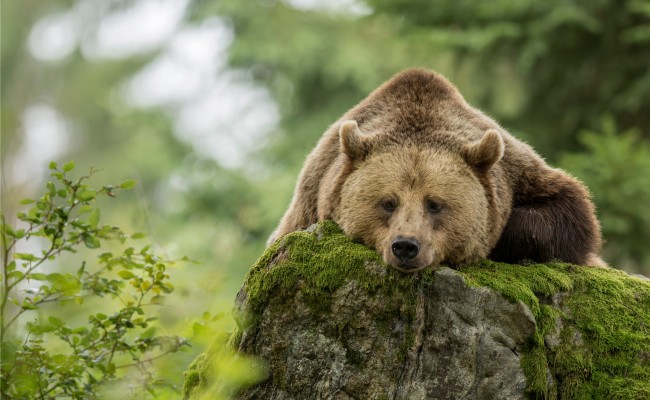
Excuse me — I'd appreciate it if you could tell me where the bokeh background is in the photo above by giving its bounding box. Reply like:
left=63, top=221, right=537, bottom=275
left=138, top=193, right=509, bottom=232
left=2, top=0, right=650, bottom=394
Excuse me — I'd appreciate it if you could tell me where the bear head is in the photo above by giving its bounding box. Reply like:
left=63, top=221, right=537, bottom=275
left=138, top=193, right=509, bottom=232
left=333, top=120, right=505, bottom=273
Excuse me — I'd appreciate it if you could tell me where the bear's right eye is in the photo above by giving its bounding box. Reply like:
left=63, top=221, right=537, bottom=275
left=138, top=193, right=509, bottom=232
left=381, top=199, right=397, bottom=213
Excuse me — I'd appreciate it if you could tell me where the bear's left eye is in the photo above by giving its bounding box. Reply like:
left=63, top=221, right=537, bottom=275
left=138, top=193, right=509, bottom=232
left=381, top=199, right=397, bottom=213
left=426, top=199, right=443, bottom=214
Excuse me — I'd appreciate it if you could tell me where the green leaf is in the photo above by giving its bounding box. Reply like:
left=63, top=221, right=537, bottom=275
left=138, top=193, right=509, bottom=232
left=77, top=262, right=86, bottom=278
left=48, top=316, right=64, bottom=327
left=98, top=252, right=113, bottom=263
left=47, top=181, right=56, bottom=196
left=83, top=234, right=101, bottom=249
left=131, top=232, right=146, bottom=239
left=63, top=161, right=75, bottom=172
left=119, top=179, right=137, bottom=189
left=139, top=245, right=151, bottom=255
left=27, top=205, right=40, bottom=219
left=89, top=208, right=100, bottom=228
left=78, top=205, right=93, bottom=214
left=15, top=253, right=39, bottom=262
left=6, top=261, right=16, bottom=272
left=3, top=223, right=16, bottom=237
left=21, top=300, right=37, bottom=310
left=140, top=326, right=157, bottom=339
left=51, top=354, right=68, bottom=365
left=77, top=189, right=96, bottom=201
left=45, top=272, right=65, bottom=283
left=47, top=273, right=81, bottom=295
left=27, top=273, right=47, bottom=281
left=19, top=198, right=35, bottom=205
left=118, top=270, right=135, bottom=279
left=27, top=320, right=56, bottom=334
left=48, top=161, right=58, bottom=170
left=8, top=271, right=24, bottom=280
left=72, top=326, right=88, bottom=335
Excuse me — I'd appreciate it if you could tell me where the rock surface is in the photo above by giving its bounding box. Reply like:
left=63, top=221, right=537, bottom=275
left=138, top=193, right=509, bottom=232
left=183, top=222, right=650, bottom=400
left=236, top=268, right=535, bottom=400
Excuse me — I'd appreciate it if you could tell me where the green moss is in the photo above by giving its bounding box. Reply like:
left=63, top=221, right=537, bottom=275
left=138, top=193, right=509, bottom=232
left=184, top=222, right=650, bottom=399
left=182, top=351, right=211, bottom=399
left=244, top=221, right=419, bottom=318
left=182, top=370, right=201, bottom=398
left=458, top=260, right=650, bottom=399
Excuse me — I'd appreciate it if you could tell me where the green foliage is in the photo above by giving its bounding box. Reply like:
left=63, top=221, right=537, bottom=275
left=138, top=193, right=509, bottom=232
left=560, top=118, right=650, bottom=269
left=0, top=163, right=188, bottom=398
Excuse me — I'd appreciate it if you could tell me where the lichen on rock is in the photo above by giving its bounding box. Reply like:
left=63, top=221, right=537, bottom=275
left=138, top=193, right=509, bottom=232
left=183, top=222, right=650, bottom=400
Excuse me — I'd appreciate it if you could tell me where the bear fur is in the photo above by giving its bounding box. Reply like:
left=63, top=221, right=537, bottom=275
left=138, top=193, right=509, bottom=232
left=269, top=68, right=605, bottom=271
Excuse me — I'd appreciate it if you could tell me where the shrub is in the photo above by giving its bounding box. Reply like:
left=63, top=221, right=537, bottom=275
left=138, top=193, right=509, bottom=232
left=1, top=162, right=187, bottom=398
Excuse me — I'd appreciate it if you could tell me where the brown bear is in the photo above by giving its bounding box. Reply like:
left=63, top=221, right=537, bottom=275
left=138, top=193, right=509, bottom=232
left=268, top=68, right=605, bottom=272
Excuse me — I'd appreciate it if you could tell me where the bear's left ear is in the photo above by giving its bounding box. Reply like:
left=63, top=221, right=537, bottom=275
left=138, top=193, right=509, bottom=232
left=339, top=120, right=370, bottom=161
left=463, top=129, right=504, bottom=171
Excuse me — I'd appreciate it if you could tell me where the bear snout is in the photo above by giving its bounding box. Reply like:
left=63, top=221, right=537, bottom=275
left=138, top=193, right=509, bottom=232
left=391, top=236, right=420, bottom=263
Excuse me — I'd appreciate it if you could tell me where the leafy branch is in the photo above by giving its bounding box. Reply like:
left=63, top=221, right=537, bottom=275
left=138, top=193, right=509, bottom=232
left=0, top=162, right=189, bottom=399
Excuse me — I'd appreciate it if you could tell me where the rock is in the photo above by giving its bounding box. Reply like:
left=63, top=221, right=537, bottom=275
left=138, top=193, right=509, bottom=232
left=183, top=222, right=650, bottom=400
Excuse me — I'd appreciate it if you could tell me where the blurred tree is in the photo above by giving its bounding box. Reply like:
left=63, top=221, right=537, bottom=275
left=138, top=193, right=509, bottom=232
left=1, top=0, right=267, bottom=280
left=189, top=0, right=450, bottom=171
left=189, top=0, right=650, bottom=273
left=560, top=118, right=650, bottom=270
left=1, top=0, right=274, bottom=393
left=366, top=0, right=650, bottom=155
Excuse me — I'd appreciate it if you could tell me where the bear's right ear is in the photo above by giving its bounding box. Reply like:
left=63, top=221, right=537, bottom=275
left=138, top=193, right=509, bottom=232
left=339, top=120, right=370, bottom=161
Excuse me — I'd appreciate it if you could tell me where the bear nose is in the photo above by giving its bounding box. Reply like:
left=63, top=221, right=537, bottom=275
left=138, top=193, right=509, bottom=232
left=391, top=237, right=420, bottom=261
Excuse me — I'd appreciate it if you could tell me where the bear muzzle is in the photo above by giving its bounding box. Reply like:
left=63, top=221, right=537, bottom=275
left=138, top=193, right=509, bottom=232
left=389, top=236, right=430, bottom=272
left=392, top=236, right=420, bottom=261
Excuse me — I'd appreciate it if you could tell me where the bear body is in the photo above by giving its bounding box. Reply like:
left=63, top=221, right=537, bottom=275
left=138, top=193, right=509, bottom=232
left=269, top=68, right=605, bottom=271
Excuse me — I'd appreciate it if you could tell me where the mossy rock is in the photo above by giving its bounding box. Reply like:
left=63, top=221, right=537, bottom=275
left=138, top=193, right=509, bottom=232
left=183, top=221, right=650, bottom=400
